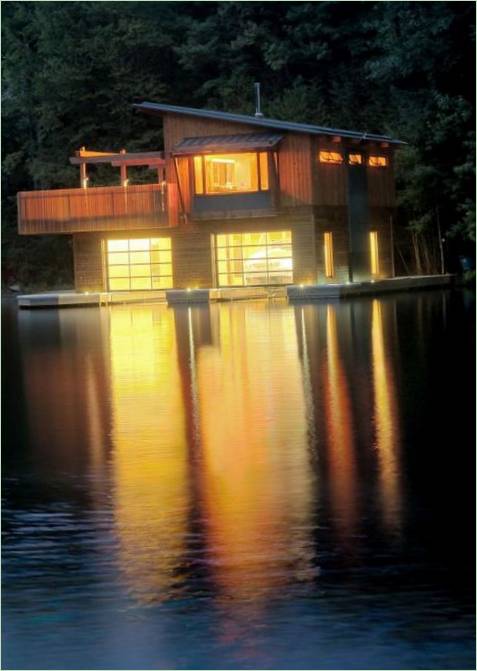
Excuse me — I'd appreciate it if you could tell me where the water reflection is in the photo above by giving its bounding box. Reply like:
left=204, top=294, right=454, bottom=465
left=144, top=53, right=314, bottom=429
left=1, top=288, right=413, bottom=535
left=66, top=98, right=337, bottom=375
left=371, top=299, right=402, bottom=533
left=194, top=304, right=314, bottom=605
left=3, top=290, right=475, bottom=670
left=323, top=304, right=358, bottom=541
left=108, top=306, right=189, bottom=603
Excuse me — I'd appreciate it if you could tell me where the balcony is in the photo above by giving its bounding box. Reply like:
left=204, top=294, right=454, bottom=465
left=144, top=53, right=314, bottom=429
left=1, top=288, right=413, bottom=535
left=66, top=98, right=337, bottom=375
left=18, top=183, right=169, bottom=235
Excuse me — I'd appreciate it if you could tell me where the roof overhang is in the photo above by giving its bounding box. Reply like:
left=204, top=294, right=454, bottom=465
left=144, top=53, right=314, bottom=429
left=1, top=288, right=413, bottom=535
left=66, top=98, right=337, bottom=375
left=133, top=101, right=407, bottom=146
left=172, top=132, right=284, bottom=156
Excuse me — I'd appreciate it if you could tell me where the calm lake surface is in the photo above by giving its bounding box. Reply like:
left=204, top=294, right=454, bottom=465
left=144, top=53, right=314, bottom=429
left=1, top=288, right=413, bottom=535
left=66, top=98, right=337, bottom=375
left=2, top=290, right=475, bottom=670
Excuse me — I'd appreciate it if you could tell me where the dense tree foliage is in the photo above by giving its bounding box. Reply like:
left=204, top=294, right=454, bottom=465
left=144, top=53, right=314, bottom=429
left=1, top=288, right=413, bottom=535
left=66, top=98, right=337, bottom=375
left=2, top=1, right=475, bottom=288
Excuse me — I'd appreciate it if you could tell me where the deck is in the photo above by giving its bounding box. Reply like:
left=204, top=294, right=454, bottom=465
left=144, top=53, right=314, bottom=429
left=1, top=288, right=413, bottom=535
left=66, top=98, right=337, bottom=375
left=17, top=183, right=168, bottom=234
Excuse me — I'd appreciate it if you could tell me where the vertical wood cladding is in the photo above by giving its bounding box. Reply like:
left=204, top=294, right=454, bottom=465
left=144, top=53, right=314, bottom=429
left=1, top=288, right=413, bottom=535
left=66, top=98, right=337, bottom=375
left=370, top=207, right=394, bottom=278
left=314, top=207, right=351, bottom=284
left=367, top=159, right=395, bottom=207
left=73, top=234, right=105, bottom=291
left=277, top=134, right=313, bottom=207
left=162, top=114, right=313, bottom=217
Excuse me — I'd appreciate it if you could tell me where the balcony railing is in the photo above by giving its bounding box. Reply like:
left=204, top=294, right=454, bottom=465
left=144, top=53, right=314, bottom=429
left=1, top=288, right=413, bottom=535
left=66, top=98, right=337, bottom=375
left=18, top=183, right=168, bottom=235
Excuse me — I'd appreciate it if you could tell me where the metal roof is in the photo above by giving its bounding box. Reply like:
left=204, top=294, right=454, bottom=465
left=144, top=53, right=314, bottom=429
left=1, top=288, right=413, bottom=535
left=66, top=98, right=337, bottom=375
left=172, top=132, right=284, bottom=156
left=133, top=101, right=405, bottom=145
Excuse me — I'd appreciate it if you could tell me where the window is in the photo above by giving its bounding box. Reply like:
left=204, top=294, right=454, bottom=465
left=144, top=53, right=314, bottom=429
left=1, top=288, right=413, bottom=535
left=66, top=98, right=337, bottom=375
left=348, top=154, right=362, bottom=165
left=324, top=232, right=334, bottom=278
left=369, top=231, right=380, bottom=275
left=107, top=238, right=172, bottom=291
left=319, top=151, right=343, bottom=164
left=368, top=155, right=388, bottom=167
left=193, top=152, right=269, bottom=195
left=215, top=231, right=293, bottom=286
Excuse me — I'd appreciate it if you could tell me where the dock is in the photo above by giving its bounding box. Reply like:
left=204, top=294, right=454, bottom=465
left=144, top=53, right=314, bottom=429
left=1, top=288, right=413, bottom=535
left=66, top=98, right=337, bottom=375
left=16, top=274, right=453, bottom=309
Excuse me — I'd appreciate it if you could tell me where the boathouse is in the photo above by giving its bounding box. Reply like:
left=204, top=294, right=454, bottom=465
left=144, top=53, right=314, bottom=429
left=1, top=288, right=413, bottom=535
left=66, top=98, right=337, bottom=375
left=17, top=101, right=405, bottom=293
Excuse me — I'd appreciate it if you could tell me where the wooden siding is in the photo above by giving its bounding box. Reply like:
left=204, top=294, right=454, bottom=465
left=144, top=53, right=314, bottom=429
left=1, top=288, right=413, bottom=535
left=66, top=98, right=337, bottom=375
left=312, top=137, right=396, bottom=209
left=369, top=207, right=394, bottom=278
left=73, top=234, right=105, bottom=292
left=277, top=134, right=313, bottom=207
left=163, top=113, right=313, bottom=219
left=314, top=206, right=351, bottom=284
left=313, top=138, right=347, bottom=206
left=18, top=183, right=168, bottom=235
left=367, top=159, right=395, bottom=207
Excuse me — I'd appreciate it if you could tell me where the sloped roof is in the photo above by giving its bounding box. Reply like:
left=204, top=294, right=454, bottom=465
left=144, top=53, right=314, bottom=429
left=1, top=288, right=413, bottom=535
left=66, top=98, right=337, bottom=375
left=172, top=132, right=284, bottom=155
left=133, top=101, right=405, bottom=145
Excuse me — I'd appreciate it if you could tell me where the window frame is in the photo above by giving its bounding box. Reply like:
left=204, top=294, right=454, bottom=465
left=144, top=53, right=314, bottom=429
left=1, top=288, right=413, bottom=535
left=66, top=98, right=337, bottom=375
left=214, top=231, right=293, bottom=287
left=192, top=151, right=271, bottom=196
left=105, top=237, right=173, bottom=291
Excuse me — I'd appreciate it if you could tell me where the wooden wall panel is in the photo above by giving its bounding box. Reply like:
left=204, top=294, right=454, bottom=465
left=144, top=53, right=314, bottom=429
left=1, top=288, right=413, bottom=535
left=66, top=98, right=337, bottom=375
left=163, top=114, right=258, bottom=154
left=367, top=160, right=395, bottom=207
left=163, top=113, right=313, bottom=214
left=369, top=207, right=394, bottom=278
left=277, top=134, right=313, bottom=207
left=313, top=138, right=347, bottom=207
left=73, top=234, right=105, bottom=292
left=314, top=206, right=350, bottom=284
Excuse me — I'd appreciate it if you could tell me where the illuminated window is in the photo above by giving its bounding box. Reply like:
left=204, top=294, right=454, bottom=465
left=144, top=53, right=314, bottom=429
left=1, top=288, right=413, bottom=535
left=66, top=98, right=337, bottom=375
left=324, top=232, right=334, bottom=278
left=369, top=231, right=380, bottom=275
left=107, top=238, right=173, bottom=291
left=193, top=152, right=270, bottom=195
left=319, top=151, right=343, bottom=164
left=368, top=155, right=388, bottom=167
left=215, top=231, right=292, bottom=286
left=348, top=154, right=362, bottom=165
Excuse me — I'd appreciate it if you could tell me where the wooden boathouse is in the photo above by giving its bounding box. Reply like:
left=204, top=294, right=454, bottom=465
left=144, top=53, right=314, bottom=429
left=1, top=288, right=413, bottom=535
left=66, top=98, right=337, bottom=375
left=17, top=101, right=405, bottom=294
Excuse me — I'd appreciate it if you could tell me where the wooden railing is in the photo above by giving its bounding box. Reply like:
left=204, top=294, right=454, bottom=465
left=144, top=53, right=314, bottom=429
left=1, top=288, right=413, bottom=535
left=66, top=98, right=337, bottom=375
left=17, top=183, right=169, bottom=235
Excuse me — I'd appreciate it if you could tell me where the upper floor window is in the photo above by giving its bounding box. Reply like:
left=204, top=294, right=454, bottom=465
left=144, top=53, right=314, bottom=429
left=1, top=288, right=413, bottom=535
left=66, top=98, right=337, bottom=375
left=368, top=155, right=388, bottom=167
left=348, top=154, right=362, bottom=165
left=319, top=151, right=343, bottom=164
left=193, top=152, right=269, bottom=195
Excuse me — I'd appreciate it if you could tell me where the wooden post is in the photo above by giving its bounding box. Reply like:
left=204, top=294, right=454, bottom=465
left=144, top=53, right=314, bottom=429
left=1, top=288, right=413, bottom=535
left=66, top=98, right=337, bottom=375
left=79, top=146, right=88, bottom=188
left=120, top=148, right=127, bottom=187
left=436, top=206, right=445, bottom=274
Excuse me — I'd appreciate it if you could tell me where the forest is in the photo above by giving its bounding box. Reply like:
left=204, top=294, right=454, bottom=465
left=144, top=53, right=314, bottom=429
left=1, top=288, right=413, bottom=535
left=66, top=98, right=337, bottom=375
left=2, top=1, right=475, bottom=289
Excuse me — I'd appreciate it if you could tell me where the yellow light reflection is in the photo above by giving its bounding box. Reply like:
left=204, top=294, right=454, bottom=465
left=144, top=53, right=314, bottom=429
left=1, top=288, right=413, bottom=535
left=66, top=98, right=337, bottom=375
left=196, top=303, right=314, bottom=606
left=324, top=304, right=357, bottom=539
left=371, top=299, right=401, bottom=532
left=109, top=306, right=189, bottom=603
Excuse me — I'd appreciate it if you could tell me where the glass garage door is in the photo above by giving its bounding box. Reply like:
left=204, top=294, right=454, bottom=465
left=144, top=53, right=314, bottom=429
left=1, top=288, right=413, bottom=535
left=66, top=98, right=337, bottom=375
left=106, top=238, right=172, bottom=291
left=215, top=231, right=293, bottom=287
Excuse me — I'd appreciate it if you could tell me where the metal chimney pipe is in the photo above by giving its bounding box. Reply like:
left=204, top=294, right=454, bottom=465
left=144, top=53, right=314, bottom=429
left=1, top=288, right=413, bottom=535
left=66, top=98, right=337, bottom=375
left=254, top=82, right=264, bottom=118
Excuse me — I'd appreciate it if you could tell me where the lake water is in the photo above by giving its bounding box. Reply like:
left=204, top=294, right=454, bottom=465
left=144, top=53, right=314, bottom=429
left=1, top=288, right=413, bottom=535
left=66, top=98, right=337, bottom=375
left=2, top=290, right=475, bottom=670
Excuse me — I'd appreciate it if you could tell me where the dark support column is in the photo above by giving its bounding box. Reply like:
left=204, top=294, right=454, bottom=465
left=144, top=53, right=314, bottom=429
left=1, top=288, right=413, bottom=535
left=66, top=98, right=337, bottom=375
left=346, top=156, right=369, bottom=282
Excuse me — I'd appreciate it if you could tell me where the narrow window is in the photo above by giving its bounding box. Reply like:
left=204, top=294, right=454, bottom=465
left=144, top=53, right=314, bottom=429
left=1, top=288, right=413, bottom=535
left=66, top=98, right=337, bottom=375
left=368, top=156, right=388, bottom=167
left=348, top=154, right=362, bottom=165
left=324, top=232, right=334, bottom=278
left=319, top=151, right=343, bottom=164
left=370, top=231, right=380, bottom=275
left=193, top=156, right=204, bottom=194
